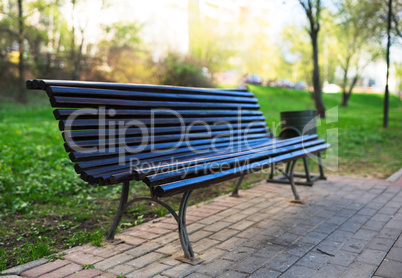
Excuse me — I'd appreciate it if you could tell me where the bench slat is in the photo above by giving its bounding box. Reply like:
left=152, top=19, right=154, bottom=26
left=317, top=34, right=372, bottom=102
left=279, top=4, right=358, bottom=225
left=63, top=122, right=268, bottom=140
left=35, top=79, right=256, bottom=97
left=58, top=116, right=267, bottom=130
left=50, top=96, right=261, bottom=110
left=54, top=109, right=264, bottom=120
left=47, top=86, right=259, bottom=104
left=64, top=127, right=269, bottom=152
left=153, top=143, right=331, bottom=197
left=69, top=133, right=270, bottom=162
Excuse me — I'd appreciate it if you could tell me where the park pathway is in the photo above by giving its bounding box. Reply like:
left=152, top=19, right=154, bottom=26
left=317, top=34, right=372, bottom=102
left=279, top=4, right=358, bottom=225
left=1, top=175, right=402, bottom=278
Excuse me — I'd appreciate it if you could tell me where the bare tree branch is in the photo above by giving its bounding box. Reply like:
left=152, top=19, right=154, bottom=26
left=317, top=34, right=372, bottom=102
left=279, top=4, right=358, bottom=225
left=392, top=12, right=402, bottom=38
left=299, top=0, right=308, bottom=12
left=315, top=0, right=321, bottom=31
left=299, top=0, right=314, bottom=25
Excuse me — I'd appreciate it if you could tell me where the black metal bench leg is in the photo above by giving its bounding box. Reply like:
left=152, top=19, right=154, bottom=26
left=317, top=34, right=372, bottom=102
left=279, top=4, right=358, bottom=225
left=267, top=156, right=323, bottom=186
left=269, top=163, right=275, bottom=179
left=231, top=176, right=244, bottom=197
left=178, top=191, right=194, bottom=258
left=104, top=185, right=202, bottom=263
left=106, top=181, right=130, bottom=240
left=285, top=161, right=291, bottom=175
left=302, top=157, right=312, bottom=183
left=317, top=152, right=327, bottom=180
left=176, top=190, right=203, bottom=264
left=276, top=160, right=303, bottom=204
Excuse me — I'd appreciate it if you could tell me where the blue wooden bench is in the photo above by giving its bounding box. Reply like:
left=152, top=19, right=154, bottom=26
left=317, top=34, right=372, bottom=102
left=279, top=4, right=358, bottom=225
left=27, top=79, right=330, bottom=262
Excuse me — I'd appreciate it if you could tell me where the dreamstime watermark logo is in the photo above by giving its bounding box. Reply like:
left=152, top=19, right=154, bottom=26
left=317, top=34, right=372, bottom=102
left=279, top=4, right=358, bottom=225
left=62, top=106, right=339, bottom=179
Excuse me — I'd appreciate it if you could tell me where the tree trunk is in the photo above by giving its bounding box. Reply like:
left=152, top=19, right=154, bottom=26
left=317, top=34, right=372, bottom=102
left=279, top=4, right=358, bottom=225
left=342, top=92, right=350, bottom=107
left=311, top=31, right=326, bottom=118
left=341, top=71, right=348, bottom=95
left=17, top=0, right=26, bottom=103
left=383, top=0, right=392, bottom=128
left=341, top=55, right=350, bottom=95
left=73, top=30, right=84, bottom=80
left=45, top=52, right=51, bottom=76
left=71, top=0, right=77, bottom=79
left=342, top=74, right=358, bottom=107
left=341, top=60, right=350, bottom=108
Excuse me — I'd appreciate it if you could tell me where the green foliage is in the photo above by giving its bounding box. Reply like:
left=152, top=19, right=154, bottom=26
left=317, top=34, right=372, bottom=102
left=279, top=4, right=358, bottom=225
left=330, top=0, right=383, bottom=103
left=0, top=248, right=6, bottom=271
left=46, top=252, right=66, bottom=262
left=160, top=52, right=213, bottom=87
left=353, top=0, right=401, bottom=41
left=153, top=207, right=167, bottom=217
left=15, top=237, right=55, bottom=266
left=0, top=98, right=123, bottom=216
left=96, top=21, right=158, bottom=84
left=66, top=231, right=91, bottom=248
left=133, top=215, right=144, bottom=226
left=26, top=0, right=70, bottom=77
left=188, top=2, right=236, bottom=73
left=102, top=22, right=142, bottom=49
left=81, top=264, right=95, bottom=270
left=90, top=229, right=104, bottom=247
left=66, top=229, right=105, bottom=248
left=280, top=25, right=313, bottom=84
left=0, top=0, right=71, bottom=83
left=279, top=8, right=342, bottom=86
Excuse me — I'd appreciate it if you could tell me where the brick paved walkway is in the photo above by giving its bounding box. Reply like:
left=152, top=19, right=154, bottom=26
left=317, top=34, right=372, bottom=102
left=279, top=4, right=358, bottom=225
left=2, top=175, right=401, bottom=278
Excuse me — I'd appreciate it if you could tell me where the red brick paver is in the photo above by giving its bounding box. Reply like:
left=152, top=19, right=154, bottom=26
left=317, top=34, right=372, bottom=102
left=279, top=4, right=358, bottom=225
left=65, top=268, right=102, bottom=278
left=21, top=260, right=69, bottom=278
left=38, top=263, right=81, bottom=278
left=64, top=251, right=103, bottom=265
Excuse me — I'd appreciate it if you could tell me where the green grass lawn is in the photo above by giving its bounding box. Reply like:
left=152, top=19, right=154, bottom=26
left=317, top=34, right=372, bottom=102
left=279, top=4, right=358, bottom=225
left=250, top=85, right=402, bottom=178
left=0, top=86, right=401, bottom=270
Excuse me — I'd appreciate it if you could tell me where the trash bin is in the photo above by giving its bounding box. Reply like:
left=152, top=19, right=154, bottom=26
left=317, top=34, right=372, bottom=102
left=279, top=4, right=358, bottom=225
left=267, top=109, right=326, bottom=186
left=279, top=110, right=317, bottom=138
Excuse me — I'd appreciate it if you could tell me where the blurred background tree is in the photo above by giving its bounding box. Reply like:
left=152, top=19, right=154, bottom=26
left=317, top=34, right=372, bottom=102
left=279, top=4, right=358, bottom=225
left=96, top=21, right=158, bottom=84
left=0, top=0, right=400, bottom=107
left=298, top=0, right=326, bottom=118
left=159, top=52, right=212, bottom=87
left=333, top=0, right=383, bottom=107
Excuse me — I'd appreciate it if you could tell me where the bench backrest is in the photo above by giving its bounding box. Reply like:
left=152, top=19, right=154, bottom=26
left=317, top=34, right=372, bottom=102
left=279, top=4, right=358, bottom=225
left=27, top=80, right=272, bottom=185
